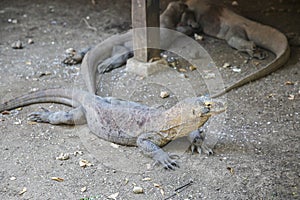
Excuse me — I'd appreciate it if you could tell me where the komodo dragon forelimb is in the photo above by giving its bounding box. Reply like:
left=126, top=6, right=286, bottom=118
left=0, top=89, right=226, bottom=169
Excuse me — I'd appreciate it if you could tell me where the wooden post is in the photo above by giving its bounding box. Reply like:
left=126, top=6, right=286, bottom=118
left=131, top=0, right=160, bottom=62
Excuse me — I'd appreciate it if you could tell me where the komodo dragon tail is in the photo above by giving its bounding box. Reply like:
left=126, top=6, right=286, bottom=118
left=0, top=89, right=82, bottom=112
left=212, top=19, right=290, bottom=98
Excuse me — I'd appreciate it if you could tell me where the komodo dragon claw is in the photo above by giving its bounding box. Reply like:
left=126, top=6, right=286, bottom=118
left=188, top=129, right=213, bottom=155
left=152, top=149, right=180, bottom=170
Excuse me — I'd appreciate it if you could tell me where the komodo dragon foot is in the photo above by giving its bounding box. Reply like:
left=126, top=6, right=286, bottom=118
left=62, top=48, right=91, bottom=65
left=188, top=128, right=213, bottom=155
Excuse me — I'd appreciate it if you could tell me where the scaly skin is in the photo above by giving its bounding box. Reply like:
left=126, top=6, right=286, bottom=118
left=184, top=0, right=290, bottom=97
left=0, top=88, right=226, bottom=169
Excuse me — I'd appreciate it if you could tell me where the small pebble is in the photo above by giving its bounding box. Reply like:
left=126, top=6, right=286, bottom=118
left=133, top=186, right=144, bottom=194
left=28, top=38, right=34, bottom=44
left=194, top=33, right=203, bottom=41
left=81, top=186, right=87, bottom=192
left=189, top=65, right=197, bottom=71
left=222, top=62, right=231, bottom=68
left=11, top=40, right=23, bottom=49
left=56, top=153, right=70, bottom=160
left=160, top=91, right=170, bottom=98
left=232, top=1, right=238, bottom=6
left=232, top=67, right=241, bottom=73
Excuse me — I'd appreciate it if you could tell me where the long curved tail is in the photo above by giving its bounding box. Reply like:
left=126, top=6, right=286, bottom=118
left=0, top=88, right=83, bottom=112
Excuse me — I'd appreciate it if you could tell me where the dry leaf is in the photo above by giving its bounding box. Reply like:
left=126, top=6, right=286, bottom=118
left=285, top=81, right=294, bottom=85
left=189, top=65, right=197, bottom=71
left=110, top=143, right=120, bottom=149
left=1, top=110, right=10, bottom=115
left=79, top=159, right=92, bottom=168
left=178, top=68, right=187, bottom=73
left=288, top=94, right=295, bottom=100
left=160, top=188, right=165, bottom=196
left=51, top=177, right=64, bottom=182
left=27, top=121, right=37, bottom=125
left=227, top=167, right=234, bottom=174
left=108, top=192, right=119, bottom=200
left=19, top=187, right=27, bottom=195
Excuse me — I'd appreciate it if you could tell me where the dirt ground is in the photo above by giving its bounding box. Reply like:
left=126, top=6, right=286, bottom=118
left=0, top=0, right=299, bottom=199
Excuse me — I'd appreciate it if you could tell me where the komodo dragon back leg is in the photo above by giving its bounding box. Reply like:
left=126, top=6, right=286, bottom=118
left=137, top=132, right=179, bottom=170
left=28, top=106, right=86, bottom=125
left=97, top=44, right=133, bottom=74
left=225, top=26, right=267, bottom=59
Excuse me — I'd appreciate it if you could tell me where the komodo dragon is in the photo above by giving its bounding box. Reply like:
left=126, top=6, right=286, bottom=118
left=82, top=0, right=290, bottom=97
left=183, top=0, right=290, bottom=97
left=0, top=89, right=225, bottom=169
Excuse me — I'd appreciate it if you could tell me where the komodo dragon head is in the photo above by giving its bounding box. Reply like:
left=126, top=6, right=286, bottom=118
left=163, top=96, right=226, bottom=138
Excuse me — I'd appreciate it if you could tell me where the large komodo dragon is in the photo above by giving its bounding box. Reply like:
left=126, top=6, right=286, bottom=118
left=81, top=0, right=290, bottom=97
left=0, top=89, right=225, bottom=169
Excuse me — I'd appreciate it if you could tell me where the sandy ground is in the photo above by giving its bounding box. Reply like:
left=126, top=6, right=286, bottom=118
left=0, top=0, right=299, bottom=199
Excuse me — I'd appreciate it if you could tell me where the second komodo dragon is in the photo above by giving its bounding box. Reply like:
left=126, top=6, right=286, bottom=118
left=0, top=89, right=226, bottom=169
left=81, top=0, right=290, bottom=97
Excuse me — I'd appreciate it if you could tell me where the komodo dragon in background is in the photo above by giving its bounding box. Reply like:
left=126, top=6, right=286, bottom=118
left=80, top=1, right=190, bottom=93
left=183, top=0, right=290, bottom=97
left=0, top=89, right=225, bottom=169
left=81, top=0, right=290, bottom=97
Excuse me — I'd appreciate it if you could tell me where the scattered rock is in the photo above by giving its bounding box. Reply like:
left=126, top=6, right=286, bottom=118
left=79, top=159, right=93, bottom=168
left=80, top=186, right=87, bottom=192
left=222, top=62, right=231, bottom=68
left=178, top=68, right=187, bottom=73
left=160, top=91, right=170, bottom=98
left=11, top=40, right=23, bottom=49
left=232, top=67, right=241, bottom=73
left=194, top=33, right=203, bottom=41
left=108, top=192, right=119, bottom=199
left=10, top=177, right=17, bottom=181
left=8, top=18, right=18, bottom=24
left=27, top=38, right=34, bottom=44
left=232, top=1, right=238, bottom=6
left=133, top=186, right=144, bottom=194
left=73, top=151, right=83, bottom=156
left=179, top=73, right=187, bottom=78
left=288, top=94, right=295, bottom=100
left=56, top=153, right=70, bottom=160
left=110, top=143, right=120, bottom=149
left=189, top=65, right=197, bottom=71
